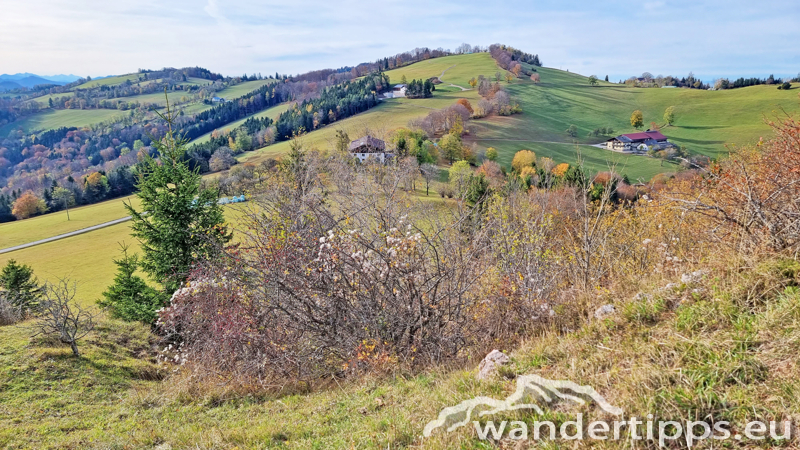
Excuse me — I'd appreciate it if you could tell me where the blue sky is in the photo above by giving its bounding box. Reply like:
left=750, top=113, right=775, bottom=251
left=1, top=0, right=798, bottom=81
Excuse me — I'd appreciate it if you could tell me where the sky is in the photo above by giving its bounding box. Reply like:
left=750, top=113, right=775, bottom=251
left=1, top=0, right=798, bottom=82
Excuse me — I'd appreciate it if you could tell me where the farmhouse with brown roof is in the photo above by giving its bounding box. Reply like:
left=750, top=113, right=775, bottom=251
left=605, top=130, right=674, bottom=153
left=348, top=136, right=389, bottom=163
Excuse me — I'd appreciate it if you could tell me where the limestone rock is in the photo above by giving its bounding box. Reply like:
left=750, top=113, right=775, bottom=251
left=477, top=349, right=510, bottom=380
left=681, top=270, right=706, bottom=285
left=594, top=304, right=616, bottom=319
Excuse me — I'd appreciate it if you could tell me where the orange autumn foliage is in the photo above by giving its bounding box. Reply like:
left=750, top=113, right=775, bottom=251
left=12, top=191, right=46, bottom=220
left=455, top=98, right=474, bottom=114
left=551, top=163, right=569, bottom=177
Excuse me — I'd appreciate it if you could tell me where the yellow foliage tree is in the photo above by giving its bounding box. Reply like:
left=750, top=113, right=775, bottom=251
left=631, top=110, right=644, bottom=129
left=511, top=150, right=536, bottom=172
left=519, top=166, right=537, bottom=179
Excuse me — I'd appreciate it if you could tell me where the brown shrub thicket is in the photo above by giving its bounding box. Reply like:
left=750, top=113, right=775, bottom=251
left=158, top=115, right=800, bottom=392
left=668, top=115, right=800, bottom=255
left=0, top=292, right=22, bottom=326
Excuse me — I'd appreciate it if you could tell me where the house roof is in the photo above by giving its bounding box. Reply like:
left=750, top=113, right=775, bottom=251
left=348, top=136, right=386, bottom=152
left=615, top=130, right=667, bottom=143
left=394, top=84, right=406, bottom=88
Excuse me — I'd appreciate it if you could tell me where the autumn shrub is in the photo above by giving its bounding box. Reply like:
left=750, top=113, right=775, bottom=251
left=0, top=291, right=21, bottom=326
left=667, top=115, right=800, bottom=255
left=157, top=126, right=797, bottom=392
left=158, top=151, right=496, bottom=386
left=435, top=181, right=454, bottom=198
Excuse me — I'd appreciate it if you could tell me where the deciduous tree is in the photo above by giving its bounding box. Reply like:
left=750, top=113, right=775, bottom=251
left=11, top=191, right=46, bottom=220
left=52, top=187, right=74, bottom=220
left=511, top=150, right=536, bottom=172
left=440, top=133, right=463, bottom=163
left=664, top=106, right=676, bottom=125
left=566, top=124, right=578, bottom=137
left=455, top=98, right=473, bottom=114
left=32, top=279, right=96, bottom=357
left=631, top=110, right=644, bottom=129
left=448, top=160, right=472, bottom=196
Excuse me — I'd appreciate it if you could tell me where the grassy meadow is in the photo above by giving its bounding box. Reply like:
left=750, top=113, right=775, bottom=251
left=0, top=195, right=140, bottom=250
left=383, top=52, right=500, bottom=88
left=73, top=73, right=144, bottom=89
left=0, top=197, right=248, bottom=305
left=0, top=222, right=140, bottom=306
left=473, top=66, right=800, bottom=159
left=111, top=90, right=188, bottom=107
left=0, top=109, right=126, bottom=134
left=214, top=79, right=276, bottom=99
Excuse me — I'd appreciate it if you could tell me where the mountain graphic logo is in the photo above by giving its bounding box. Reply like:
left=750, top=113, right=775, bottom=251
left=423, top=374, right=623, bottom=437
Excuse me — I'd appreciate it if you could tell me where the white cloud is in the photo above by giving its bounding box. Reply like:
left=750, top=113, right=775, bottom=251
left=0, top=0, right=797, bottom=80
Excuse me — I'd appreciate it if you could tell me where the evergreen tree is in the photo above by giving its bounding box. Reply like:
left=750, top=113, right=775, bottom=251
left=0, top=259, right=42, bottom=313
left=99, top=244, right=166, bottom=323
left=126, top=96, right=231, bottom=294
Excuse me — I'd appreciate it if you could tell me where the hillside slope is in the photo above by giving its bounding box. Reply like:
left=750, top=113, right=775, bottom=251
left=471, top=66, right=800, bottom=159
left=1, top=256, right=797, bottom=449
left=241, top=53, right=800, bottom=181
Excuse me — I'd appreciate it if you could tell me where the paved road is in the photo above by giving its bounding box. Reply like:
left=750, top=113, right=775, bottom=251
left=0, top=216, right=132, bottom=255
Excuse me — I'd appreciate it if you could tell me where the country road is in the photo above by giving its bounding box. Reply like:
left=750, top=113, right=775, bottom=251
left=0, top=216, right=132, bottom=255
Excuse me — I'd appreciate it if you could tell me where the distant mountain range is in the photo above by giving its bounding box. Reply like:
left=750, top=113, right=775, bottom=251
left=0, top=73, right=83, bottom=91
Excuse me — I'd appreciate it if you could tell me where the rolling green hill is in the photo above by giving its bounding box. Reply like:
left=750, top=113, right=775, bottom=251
left=383, top=52, right=499, bottom=89
left=73, top=73, right=143, bottom=89
left=239, top=53, right=800, bottom=181
left=5, top=78, right=278, bottom=135
left=471, top=66, right=800, bottom=159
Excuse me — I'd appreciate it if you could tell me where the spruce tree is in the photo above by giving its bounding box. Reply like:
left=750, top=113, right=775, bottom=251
left=0, top=259, right=42, bottom=313
left=126, top=95, right=231, bottom=294
left=99, top=244, right=165, bottom=323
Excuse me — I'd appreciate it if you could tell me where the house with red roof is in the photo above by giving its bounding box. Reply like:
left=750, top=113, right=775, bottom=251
left=605, top=130, right=673, bottom=153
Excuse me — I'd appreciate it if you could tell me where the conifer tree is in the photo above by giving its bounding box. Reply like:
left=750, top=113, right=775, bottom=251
left=0, top=259, right=42, bottom=313
left=99, top=243, right=165, bottom=323
left=126, top=94, right=231, bottom=294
